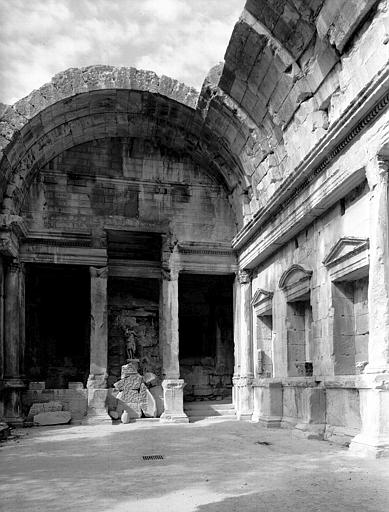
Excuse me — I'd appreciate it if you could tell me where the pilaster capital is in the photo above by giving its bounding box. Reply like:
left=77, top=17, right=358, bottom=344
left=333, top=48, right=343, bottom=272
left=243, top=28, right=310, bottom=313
left=237, top=269, right=252, bottom=285
left=90, top=266, right=108, bottom=279
left=161, top=267, right=180, bottom=281
left=7, top=259, right=22, bottom=274
left=366, top=155, right=389, bottom=189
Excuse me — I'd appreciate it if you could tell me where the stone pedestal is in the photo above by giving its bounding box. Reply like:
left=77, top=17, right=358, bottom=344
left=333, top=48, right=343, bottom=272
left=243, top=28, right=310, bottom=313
left=295, top=387, right=326, bottom=439
left=252, top=380, right=282, bottom=427
left=160, top=379, right=188, bottom=423
left=84, top=388, right=112, bottom=425
left=349, top=375, right=389, bottom=458
left=84, top=267, right=111, bottom=424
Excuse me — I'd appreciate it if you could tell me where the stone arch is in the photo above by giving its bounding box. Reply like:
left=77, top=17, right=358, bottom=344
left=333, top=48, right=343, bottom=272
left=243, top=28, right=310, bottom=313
left=0, top=68, right=249, bottom=220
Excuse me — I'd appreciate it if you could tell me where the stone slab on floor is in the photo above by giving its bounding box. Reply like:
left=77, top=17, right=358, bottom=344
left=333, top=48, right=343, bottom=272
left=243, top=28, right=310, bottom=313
left=33, top=411, right=72, bottom=425
left=0, top=420, right=388, bottom=512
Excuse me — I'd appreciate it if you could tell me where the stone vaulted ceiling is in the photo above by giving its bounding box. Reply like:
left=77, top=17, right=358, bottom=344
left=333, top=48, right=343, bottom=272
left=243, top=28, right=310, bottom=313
left=0, top=0, right=387, bottom=231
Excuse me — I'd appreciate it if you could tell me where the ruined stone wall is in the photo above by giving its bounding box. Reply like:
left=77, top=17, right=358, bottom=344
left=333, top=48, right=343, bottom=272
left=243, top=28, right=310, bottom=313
left=22, top=137, right=236, bottom=243
left=108, top=278, right=160, bottom=387
left=205, top=0, right=389, bottom=221
left=252, top=180, right=370, bottom=378
left=251, top=179, right=369, bottom=436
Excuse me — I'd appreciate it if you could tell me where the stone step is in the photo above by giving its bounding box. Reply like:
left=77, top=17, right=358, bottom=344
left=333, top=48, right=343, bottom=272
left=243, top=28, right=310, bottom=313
left=187, top=414, right=237, bottom=422
left=184, top=401, right=236, bottom=418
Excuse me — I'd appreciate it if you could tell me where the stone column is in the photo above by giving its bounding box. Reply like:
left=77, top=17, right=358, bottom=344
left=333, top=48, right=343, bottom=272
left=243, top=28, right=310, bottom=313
left=159, top=268, right=188, bottom=423
left=232, top=273, right=241, bottom=407
left=84, top=266, right=111, bottom=424
left=236, top=270, right=253, bottom=421
left=365, top=156, right=389, bottom=373
left=3, top=260, right=25, bottom=425
left=349, top=156, right=389, bottom=457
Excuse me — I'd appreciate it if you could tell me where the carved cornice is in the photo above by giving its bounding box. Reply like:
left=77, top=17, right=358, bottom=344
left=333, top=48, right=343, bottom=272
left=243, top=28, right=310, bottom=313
left=25, top=237, right=92, bottom=248
left=90, top=266, right=108, bottom=279
left=233, top=67, right=389, bottom=252
left=238, top=269, right=251, bottom=284
left=251, top=288, right=273, bottom=316
left=323, top=237, right=369, bottom=268
left=178, top=241, right=234, bottom=256
left=279, top=264, right=312, bottom=301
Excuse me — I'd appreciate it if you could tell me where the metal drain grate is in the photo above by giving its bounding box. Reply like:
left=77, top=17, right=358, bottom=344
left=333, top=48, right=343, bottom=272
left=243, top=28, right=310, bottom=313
left=142, top=455, right=164, bottom=461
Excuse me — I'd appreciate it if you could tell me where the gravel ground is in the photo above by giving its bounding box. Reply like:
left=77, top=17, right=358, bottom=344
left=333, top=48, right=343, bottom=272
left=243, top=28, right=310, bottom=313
left=1, top=419, right=388, bottom=512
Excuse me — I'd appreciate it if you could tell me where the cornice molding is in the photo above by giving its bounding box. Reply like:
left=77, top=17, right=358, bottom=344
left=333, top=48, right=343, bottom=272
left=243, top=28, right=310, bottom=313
left=233, top=64, right=389, bottom=252
left=323, top=237, right=369, bottom=268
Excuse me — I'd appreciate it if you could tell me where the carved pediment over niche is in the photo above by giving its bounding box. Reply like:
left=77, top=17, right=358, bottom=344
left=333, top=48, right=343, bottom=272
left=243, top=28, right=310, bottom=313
left=251, top=288, right=273, bottom=316
left=279, top=264, right=312, bottom=290
left=323, top=237, right=369, bottom=268
left=279, top=264, right=312, bottom=301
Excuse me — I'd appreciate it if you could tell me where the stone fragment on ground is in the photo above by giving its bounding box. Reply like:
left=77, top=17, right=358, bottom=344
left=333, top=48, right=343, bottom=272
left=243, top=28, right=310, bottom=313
left=143, top=372, right=159, bottom=387
left=121, top=361, right=139, bottom=378
left=149, top=385, right=164, bottom=416
left=33, top=411, right=71, bottom=425
left=139, top=383, right=157, bottom=417
left=29, top=401, right=63, bottom=418
left=0, top=422, right=10, bottom=440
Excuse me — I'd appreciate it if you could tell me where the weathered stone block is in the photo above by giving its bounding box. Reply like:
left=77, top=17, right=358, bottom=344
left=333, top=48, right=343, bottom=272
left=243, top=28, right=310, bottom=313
left=139, top=383, right=157, bottom=418
left=28, top=382, right=45, bottom=390
left=34, top=411, right=71, bottom=425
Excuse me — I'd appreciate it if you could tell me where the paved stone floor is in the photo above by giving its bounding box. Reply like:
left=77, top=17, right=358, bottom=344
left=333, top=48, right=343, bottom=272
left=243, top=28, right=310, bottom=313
left=1, top=419, right=389, bottom=512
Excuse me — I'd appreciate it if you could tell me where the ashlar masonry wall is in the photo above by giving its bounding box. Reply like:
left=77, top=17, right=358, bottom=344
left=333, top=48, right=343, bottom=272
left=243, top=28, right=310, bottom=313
left=22, top=137, right=236, bottom=244
left=251, top=180, right=370, bottom=439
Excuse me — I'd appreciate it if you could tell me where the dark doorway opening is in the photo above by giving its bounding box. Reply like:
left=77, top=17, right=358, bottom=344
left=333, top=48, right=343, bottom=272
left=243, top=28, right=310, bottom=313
left=25, top=264, right=90, bottom=388
left=107, top=277, right=160, bottom=387
left=179, top=273, right=234, bottom=401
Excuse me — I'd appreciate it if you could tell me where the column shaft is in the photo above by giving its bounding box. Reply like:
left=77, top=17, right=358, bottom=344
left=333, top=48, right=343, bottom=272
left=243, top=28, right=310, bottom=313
left=236, top=270, right=253, bottom=420
left=3, top=260, right=24, bottom=424
left=366, top=157, right=389, bottom=371
left=85, top=266, right=110, bottom=424
left=159, top=268, right=188, bottom=423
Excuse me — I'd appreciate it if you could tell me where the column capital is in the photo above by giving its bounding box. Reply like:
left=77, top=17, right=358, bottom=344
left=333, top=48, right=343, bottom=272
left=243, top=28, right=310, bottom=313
left=161, top=267, right=179, bottom=281
left=7, top=259, right=22, bottom=274
left=237, top=269, right=252, bottom=285
left=366, top=155, right=389, bottom=189
left=90, top=266, right=108, bottom=279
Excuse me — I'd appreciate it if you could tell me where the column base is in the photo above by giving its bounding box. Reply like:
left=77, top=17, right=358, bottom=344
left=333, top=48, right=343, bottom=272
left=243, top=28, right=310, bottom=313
left=295, top=422, right=325, bottom=440
left=160, top=412, right=189, bottom=424
left=252, top=414, right=281, bottom=428
left=83, top=388, right=112, bottom=425
left=160, top=379, right=188, bottom=424
left=237, top=412, right=253, bottom=421
left=3, top=379, right=25, bottom=426
left=349, top=434, right=389, bottom=458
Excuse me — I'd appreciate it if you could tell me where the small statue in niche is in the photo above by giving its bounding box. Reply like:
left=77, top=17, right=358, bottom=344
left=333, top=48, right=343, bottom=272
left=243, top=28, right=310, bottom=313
left=124, top=327, right=137, bottom=361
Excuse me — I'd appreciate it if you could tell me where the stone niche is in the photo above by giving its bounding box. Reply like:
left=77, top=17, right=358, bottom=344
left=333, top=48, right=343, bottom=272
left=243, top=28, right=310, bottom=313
left=279, top=265, right=313, bottom=377
left=324, top=237, right=370, bottom=375
left=252, top=289, right=274, bottom=378
left=108, top=277, right=161, bottom=387
left=179, top=274, right=234, bottom=401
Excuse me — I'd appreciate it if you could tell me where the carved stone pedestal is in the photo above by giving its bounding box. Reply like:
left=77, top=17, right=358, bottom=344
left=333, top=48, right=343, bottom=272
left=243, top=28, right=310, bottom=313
left=83, top=387, right=112, bottom=425
left=252, top=380, right=282, bottom=427
left=349, top=375, right=389, bottom=458
left=3, top=378, right=25, bottom=426
left=160, top=379, right=188, bottom=423
left=295, top=387, right=326, bottom=440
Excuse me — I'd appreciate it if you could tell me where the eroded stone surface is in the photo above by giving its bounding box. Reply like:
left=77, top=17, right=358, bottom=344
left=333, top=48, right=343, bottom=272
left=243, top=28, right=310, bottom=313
left=33, top=411, right=71, bottom=425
